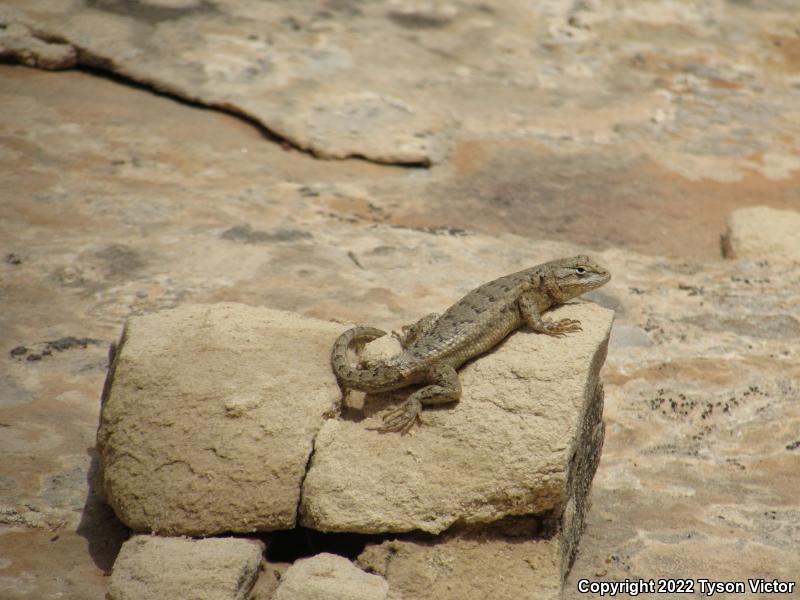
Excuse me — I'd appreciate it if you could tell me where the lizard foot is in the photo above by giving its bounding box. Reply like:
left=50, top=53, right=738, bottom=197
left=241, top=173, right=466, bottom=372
left=368, top=398, right=423, bottom=434
left=543, top=318, right=582, bottom=338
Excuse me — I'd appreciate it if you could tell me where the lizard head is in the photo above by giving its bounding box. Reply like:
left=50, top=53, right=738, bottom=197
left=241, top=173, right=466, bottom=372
left=549, top=255, right=611, bottom=301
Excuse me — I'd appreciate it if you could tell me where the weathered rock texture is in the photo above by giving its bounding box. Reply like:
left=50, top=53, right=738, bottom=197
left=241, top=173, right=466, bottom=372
left=3, top=0, right=799, bottom=178
left=97, top=303, right=343, bottom=535
left=721, top=206, right=800, bottom=262
left=0, top=0, right=446, bottom=164
left=273, top=553, right=388, bottom=600
left=358, top=519, right=561, bottom=600
left=564, top=249, right=800, bottom=597
left=301, top=303, right=612, bottom=540
left=107, top=535, right=264, bottom=600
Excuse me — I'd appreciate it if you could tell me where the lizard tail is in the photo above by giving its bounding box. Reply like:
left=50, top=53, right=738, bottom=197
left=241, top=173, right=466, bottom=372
left=330, top=326, right=399, bottom=392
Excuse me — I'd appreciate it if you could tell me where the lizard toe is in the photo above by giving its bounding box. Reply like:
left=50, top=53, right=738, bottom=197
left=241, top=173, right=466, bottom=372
left=400, top=415, right=418, bottom=435
left=371, top=398, right=423, bottom=433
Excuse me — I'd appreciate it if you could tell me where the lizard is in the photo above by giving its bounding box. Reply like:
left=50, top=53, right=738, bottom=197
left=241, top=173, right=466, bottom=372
left=331, top=255, right=611, bottom=434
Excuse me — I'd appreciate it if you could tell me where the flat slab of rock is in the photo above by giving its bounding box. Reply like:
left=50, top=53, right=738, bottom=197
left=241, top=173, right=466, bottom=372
left=721, top=206, right=800, bottom=262
left=108, top=535, right=264, bottom=600
left=273, top=553, right=388, bottom=600
left=301, top=303, right=613, bottom=536
left=97, top=303, right=344, bottom=535
left=0, top=1, right=444, bottom=165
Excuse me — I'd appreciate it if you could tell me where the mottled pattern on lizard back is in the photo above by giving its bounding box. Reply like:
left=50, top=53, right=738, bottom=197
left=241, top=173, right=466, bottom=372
left=388, top=271, right=531, bottom=371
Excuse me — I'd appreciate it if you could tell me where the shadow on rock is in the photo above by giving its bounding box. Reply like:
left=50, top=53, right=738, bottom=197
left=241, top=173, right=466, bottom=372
left=76, top=446, right=129, bottom=573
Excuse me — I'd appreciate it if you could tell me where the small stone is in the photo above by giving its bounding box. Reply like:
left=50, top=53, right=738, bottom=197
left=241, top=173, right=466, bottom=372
left=273, top=553, right=388, bottom=600
left=107, top=535, right=264, bottom=600
left=721, top=206, right=800, bottom=262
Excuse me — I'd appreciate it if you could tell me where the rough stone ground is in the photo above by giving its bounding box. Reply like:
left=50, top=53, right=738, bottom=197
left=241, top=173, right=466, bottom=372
left=1, top=0, right=800, bottom=597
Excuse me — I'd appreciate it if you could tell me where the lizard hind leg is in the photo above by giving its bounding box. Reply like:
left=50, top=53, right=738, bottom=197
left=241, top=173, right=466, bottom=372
left=371, top=363, right=461, bottom=434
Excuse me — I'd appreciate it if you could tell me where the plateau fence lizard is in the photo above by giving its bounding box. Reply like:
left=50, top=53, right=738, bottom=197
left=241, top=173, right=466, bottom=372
left=331, top=255, right=611, bottom=433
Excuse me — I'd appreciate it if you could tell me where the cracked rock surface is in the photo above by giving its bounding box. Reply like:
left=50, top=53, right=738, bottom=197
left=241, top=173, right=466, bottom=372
left=3, top=0, right=799, bottom=174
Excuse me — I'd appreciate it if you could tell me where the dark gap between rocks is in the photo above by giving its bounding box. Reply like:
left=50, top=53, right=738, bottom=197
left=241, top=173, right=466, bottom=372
left=72, top=62, right=290, bottom=147
left=74, top=61, right=430, bottom=168
left=263, top=512, right=558, bottom=563
left=264, top=527, right=393, bottom=562
left=293, top=431, right=317, bottom=531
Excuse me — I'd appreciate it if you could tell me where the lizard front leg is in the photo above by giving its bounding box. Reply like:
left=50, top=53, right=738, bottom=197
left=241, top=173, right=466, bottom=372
left=518, top=292, right=582, bottom=338
left=392, top=313, right=440, bottom=348
left=371, top=363, right=460, bottom=434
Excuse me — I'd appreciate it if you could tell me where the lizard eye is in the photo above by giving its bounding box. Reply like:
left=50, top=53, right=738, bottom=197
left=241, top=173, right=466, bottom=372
left=575, top=267, right=586, bottom=275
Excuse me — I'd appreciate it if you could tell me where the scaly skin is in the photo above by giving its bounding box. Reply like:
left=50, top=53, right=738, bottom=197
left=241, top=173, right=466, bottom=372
left=331, top=255, right=611, bottom=433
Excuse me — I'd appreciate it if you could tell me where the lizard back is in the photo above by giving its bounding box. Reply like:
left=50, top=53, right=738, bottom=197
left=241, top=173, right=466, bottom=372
left=392, top=270, right=536, bottom=370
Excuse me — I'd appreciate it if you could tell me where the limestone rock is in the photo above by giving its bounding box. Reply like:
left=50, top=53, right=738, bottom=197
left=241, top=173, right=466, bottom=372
left=358, top=521, right=561, bottom=600
left=301, top=303, right=613, bottom=535
left=272, top=553, right=388, bottom=600
left=97, top=303, right=344, bottom=535
left=721, top=206, right=800, bottom=262
left=107, top=535, right=264, bottom=600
